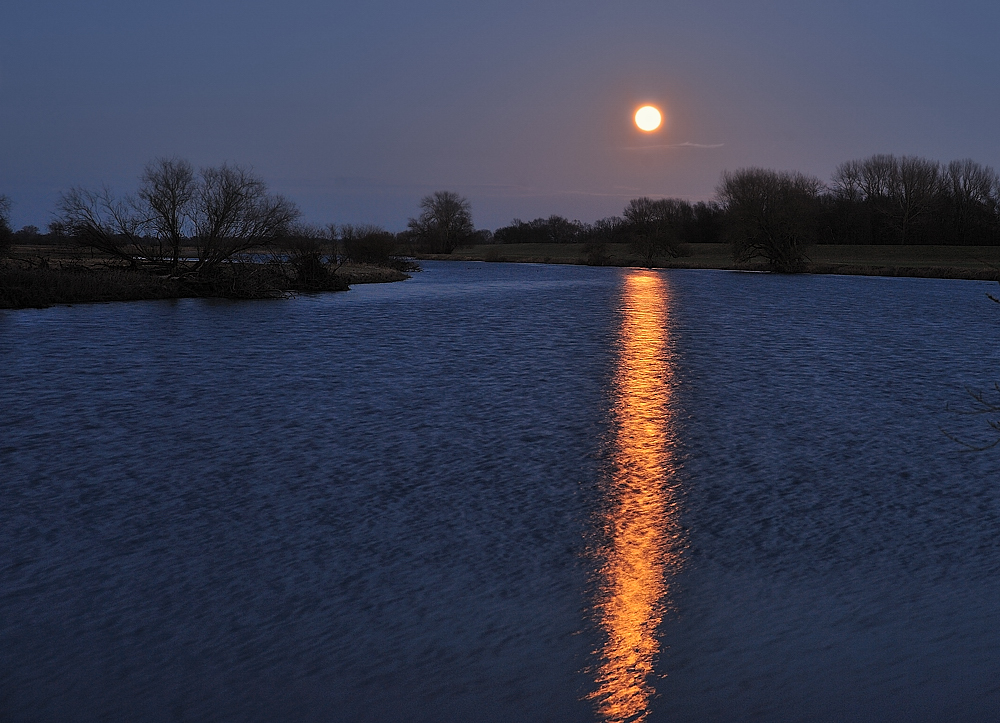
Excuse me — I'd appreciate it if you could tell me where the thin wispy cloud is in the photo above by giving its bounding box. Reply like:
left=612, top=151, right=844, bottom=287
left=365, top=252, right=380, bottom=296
left=623, top=142, right=725, bottom=151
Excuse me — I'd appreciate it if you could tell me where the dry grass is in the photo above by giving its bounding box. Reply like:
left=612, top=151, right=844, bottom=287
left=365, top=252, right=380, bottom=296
left=0, top=264, right=189, bottom=309
left=336, top=263, right=410, bottom=284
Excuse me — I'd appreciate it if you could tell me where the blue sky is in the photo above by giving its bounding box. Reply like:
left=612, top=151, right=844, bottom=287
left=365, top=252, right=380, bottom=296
left=2, top=0, right=998, bottom=230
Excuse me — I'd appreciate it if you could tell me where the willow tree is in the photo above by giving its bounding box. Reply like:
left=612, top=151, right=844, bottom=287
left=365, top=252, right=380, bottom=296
left=717, top=168, right=823, bottom=272
left=57, top=159, right=299, bottom=274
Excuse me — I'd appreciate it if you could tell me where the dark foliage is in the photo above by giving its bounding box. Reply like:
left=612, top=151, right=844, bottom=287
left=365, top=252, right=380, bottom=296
left=335, top=224, right=417, bottom=271
left=340, top=224, right=396, bottom=265
left=278, top=225, right=340, bottom=292
left=492, top=201, right=724, bottom=265
left=406, top=191, right=476, bottom=254
left=620, top=197, right=692, bottom=266
left=494, top=215, right=584, bottom=244
left=718, top=168, right=823, bottom=272
left=688, top=201, right=725, bottom=243
left=582, top=240, right=611, bottom=265
left=825, top=154, right=1000, bottom=245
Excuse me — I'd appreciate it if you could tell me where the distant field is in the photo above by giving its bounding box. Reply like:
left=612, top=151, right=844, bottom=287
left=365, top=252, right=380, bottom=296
left=422, top=243, right=1000, bottom=279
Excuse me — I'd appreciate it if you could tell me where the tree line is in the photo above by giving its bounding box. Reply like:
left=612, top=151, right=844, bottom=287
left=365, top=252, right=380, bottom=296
left=715, top=154, right=1000, bottom=271
left=0, top=159, right=479, bottom=298
left=486, top=154, right=1000, bottom=271
left=825, top=155, right=1000, bottom=246
left=491, top=200, right=724, bottom=265
left=4, top=152, right=999, bottom=285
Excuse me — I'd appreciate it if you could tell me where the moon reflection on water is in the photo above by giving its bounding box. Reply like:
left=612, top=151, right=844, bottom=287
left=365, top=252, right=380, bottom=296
left=589, top=271, right=683, bottom=722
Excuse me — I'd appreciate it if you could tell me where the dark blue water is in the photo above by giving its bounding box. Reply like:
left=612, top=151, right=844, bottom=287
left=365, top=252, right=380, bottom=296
left=2, top=261, right=998, bottom=722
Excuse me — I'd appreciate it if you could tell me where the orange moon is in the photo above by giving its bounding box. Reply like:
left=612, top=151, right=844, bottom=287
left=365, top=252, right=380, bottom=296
left=634, top=105, right=662, bottom=132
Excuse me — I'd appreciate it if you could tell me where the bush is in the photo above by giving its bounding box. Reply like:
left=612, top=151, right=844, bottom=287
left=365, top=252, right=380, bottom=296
left=340, top=224, right=399, bottom=266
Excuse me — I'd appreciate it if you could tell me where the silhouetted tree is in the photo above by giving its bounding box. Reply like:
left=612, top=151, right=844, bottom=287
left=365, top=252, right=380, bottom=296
left=13, top=225, right=41, bottom=242
left=56, top=160, right=300, bottom=291
left=139, top=157, right=196, bottom=270
left=856, top=154, right=899, bottom=243
left=494, top=215, right=583, bottom=244
left=471, top=229, right=494, bottom=245
left=718, top=168, right=823, bottom=272
left=56, top=186, right=147, bottom=268
left=407, top=191, right=475, bottom=254
left=893, top=156, right=942, bottom=244
left=830, top=160, right=872, bottom=244
left=191, top=164, right=299, bottom=271
left=945, top=159, right=1000, bottom=245
left=829, top=154, right=961, bottom=245
left=586, top=217, right=624, bottom=243
left=339, top=223, right=397, bottom=265
left=621, top=197, right=691, bottom=266
left=577, top=217, right=622, bottom=264
left=687, top=201, right=725, bottom=244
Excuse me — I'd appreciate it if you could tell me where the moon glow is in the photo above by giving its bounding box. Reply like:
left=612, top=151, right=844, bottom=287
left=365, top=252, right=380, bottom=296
left=634, top=105, right=662, bottom=132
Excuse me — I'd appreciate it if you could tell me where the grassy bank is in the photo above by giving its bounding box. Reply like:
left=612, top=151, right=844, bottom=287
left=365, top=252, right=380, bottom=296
left=337, top=263, right=410, bottom=285
left=418, top=243, right=1000, bottom=280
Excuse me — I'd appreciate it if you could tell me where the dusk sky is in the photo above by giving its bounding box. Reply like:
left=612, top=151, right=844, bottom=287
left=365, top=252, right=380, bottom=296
left=3, top=0, right=999, bottom=231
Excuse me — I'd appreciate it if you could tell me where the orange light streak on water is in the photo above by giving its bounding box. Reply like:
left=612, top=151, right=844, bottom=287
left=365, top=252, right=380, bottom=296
left=590, top=271, right=681, bottom=723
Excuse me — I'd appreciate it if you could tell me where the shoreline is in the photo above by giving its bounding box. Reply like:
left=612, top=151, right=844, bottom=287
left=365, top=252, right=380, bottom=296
left=0, top=259, right=409, bottom=310
left=416, top=242, right=1000, bottom=282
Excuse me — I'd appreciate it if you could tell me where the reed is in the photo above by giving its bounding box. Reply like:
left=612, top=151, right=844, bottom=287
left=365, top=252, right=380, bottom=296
left=0, top=265, right=188, bottom=309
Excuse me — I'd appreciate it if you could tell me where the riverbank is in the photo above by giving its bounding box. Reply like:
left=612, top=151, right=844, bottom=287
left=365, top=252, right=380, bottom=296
left=417, top=243, right=1000, bottom=281
left=0, top=254, right=409, bottom=309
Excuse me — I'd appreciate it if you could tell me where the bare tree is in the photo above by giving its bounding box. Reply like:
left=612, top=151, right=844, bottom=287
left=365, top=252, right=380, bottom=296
left=139, top=158, right=196, bottom=271
left=893, top=156, right=941, bottom=244
left=717, top=168, right=823, bottom=272
left=856, top=154, right=900, bottom=242
left=406, top=191, right=475, bottom=254
left=831, top=160, right=864, bottom=203
left=830, top=160, right=870, bottom=244
left=493, top=215, right=584, bottom=245
left=276, top=222, right=337, bottom=290
left=56, top=160, right=299, bottom=282
left=838, top=154, right=944, bottom=244
left=56, top=186, right=147, bottom=268
left=857, top=154, right=898, bottom=201
left=945, top=159, right=999, bottom=245
left=622, top=197, right=690, bottom=266
left=192, top=164, right=299, bottom=271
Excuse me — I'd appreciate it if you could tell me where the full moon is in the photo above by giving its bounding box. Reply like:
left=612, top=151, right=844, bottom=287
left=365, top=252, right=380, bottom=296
left=634, top=105, right=662, bottom=132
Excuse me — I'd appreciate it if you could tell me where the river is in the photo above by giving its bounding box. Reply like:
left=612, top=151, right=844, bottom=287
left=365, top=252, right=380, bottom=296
left=2, top=260, right=999, bottom=721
